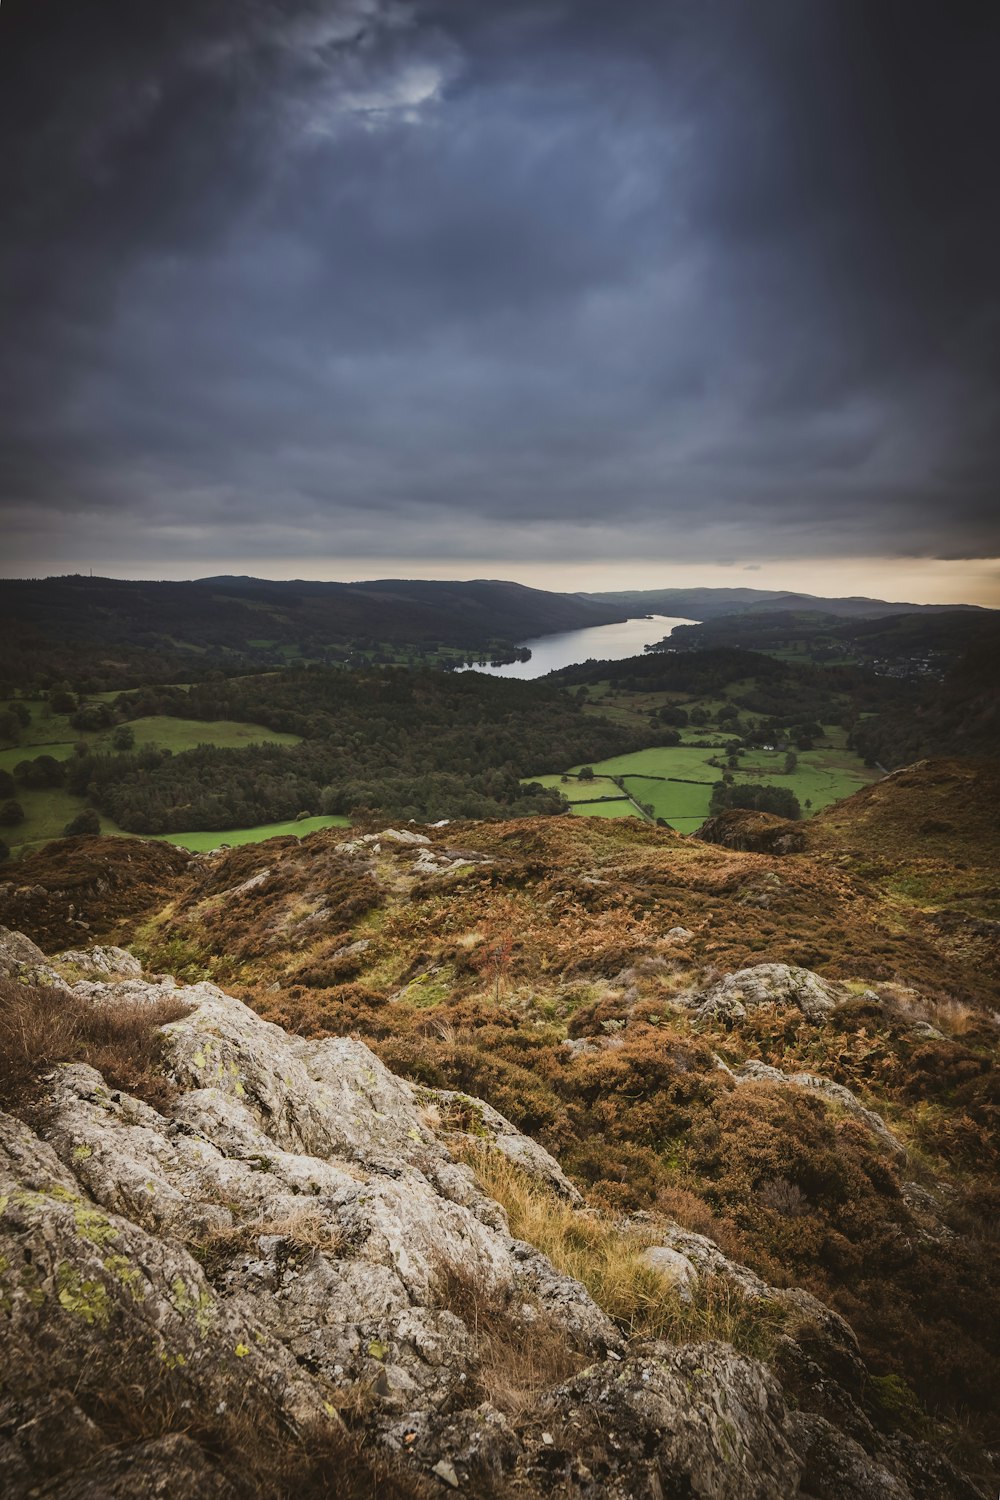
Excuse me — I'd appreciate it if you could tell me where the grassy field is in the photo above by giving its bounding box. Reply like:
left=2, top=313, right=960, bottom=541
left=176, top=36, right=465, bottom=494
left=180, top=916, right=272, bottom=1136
left=2, top=789, right=131, bottom=853
left=0, top=712, right=299, bottom=774
left=528, top=773, right=626, bottom=803
left=123, top=717, right=300, bottom=752
left=566, top=799, right=636, bottom=819
left=618, top=776, right=713, bottom=830
left=151, top=816, right=349, bottom=851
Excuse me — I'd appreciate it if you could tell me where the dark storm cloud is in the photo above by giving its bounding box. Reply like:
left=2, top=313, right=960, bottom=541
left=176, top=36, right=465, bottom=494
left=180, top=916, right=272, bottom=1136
left=1, top=0, right=998, bottom=571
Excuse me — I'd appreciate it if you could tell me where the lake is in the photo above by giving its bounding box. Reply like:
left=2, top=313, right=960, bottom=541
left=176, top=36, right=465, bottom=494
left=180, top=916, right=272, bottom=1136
left=461, top=615, right=698, bottom=679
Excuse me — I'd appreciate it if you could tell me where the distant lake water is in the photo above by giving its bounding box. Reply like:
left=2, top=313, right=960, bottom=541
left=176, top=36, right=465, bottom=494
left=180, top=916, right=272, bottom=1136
left=462, top=615, right=699, bottom=679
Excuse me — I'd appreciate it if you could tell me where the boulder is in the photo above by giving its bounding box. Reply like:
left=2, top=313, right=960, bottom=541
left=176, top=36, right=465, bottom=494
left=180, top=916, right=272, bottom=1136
left=692, top=963, right=841, bottom=1025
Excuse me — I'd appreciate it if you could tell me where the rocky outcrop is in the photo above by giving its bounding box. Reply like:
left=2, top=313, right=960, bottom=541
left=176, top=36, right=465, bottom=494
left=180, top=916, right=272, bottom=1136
left=697, top=809, right=807, bottom=855
left=413, top=1086, right=584, bottom=1204
left=0, top=934, right=985, bottom=1499
left=690, top=962, right=848, bottom=1024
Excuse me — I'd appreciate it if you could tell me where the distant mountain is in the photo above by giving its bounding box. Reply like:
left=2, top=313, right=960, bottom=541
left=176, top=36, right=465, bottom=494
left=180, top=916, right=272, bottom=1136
left=584, top=586, right=985, bottom=621
left=195, top=575, right=626, bottom=639
left=0, top=574, right=627, bottom=688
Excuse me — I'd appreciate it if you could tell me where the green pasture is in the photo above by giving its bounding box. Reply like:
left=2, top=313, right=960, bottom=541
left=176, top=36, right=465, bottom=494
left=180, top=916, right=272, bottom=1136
left=0, top=712, right=299, bottom=774
left=529, top=773, right=627, bottom=803
left=152, top=816, right=349, bottom=851
left=1, top=790, right=129, bottom=856
left=574, top=745, right=721, bottom=782
left=621, top=775, right=714, bottom=825
left=567, top=799, right=636, bottom=819
left=1, top=710, right=306, bottom=857
left=122, top=717, right=300, bottom=752
left=525, top=738, right=879, bottom=829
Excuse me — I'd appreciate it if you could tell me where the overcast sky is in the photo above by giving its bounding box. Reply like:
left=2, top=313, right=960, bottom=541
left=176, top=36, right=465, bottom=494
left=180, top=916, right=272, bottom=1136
left=2, top=0, right=998, bottom=602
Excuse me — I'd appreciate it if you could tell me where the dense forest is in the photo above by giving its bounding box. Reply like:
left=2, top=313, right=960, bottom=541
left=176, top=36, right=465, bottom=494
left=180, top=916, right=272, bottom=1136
left=52, top=667, right=647, bottom=832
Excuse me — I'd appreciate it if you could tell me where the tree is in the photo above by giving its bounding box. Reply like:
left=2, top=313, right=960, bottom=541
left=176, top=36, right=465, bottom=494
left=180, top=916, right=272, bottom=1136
left=0, top=770, right=14, bottom=799
left=64, top=808, right=101, bottom=836
left=49, top=687, right=76, bottom=714
left=0, top=710, right=21, bottom=747
left=475, top=930, right=515, bottom=1003
left=0, top=799, right=25, bottom=826
left=783, top=751, right=798, bottom=774
left=16, top=754, right=64, bottom=789
left=578, top=766, right=595, bottom=781
left=0, top=839, right=9, bottom=862
left=112, top=724, right=136, bottom=752
left=658, top=705, right=688, bottom=727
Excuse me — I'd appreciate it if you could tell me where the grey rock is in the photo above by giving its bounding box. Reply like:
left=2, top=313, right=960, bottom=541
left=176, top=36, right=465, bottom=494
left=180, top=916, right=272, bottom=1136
left=692, top=963, right=841, bottom=1025
left=0, top=929, right=986, bottom=1500
left=639, top=1245, right=697, bottom=1301
left=58, top=945, right=143, bottom=979
left=415, top=1085, right=583, bottom=1204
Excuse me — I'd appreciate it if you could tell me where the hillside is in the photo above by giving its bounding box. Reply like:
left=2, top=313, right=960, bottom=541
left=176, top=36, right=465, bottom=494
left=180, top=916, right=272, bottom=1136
left=0, top=576, right=627, bottom=690
left=584, top=586, right=985, bottom=622
left=664, top=608, right=1000, bottom=664
left=2, top=760, right=997, bottom=1495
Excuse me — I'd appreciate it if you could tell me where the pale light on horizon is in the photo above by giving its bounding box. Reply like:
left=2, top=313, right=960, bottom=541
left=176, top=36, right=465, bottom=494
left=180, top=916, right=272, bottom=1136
left=20, top=555, right=998, bottom=609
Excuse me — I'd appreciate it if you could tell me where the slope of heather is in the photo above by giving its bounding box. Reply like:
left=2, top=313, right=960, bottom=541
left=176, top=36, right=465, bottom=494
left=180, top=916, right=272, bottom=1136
left=1, top=928, right=989, bottom=1500
left=809, top=759, right=1000, bottom=916
left=3, top=763, right=998, bottom=1486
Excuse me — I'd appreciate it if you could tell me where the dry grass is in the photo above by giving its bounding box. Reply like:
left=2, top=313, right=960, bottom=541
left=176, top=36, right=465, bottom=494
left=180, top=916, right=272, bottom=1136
left=0, top=975, right=191, bottom=1113
left=877, top=983, right=985, bottom=1038
left=192, top=1206, right=344, bottom=1278
left=62, top=1338, right=432, bottom=1500
left=433, top=1260, right=585, bottom=1423
left=459, top=1144, right=784, bottom=1360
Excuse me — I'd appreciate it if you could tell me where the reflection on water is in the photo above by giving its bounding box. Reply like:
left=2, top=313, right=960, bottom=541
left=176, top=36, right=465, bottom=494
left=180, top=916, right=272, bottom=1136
left=462, top=615, right=698, bottom=678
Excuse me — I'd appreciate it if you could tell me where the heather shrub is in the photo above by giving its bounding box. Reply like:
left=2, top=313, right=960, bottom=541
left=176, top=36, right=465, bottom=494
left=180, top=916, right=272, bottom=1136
left=0, top=976, right=191, bottom=1113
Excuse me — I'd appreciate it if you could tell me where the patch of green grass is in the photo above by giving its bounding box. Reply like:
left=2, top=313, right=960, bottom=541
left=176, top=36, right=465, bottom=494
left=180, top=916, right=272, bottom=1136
left=0, top=709, right=298, bottom=774
left=567, top=799, right=636, bottom=819
left=621, top=775, right=714, bottom=824
left=529, top=774, right=626, bottom=803
left=573, top=745, right=720, bottom=782
left=150, top=816, right=349, bottom=852
left=117, top=717, right=301, bottom=753
left=2, top=788, right=131, bottom=855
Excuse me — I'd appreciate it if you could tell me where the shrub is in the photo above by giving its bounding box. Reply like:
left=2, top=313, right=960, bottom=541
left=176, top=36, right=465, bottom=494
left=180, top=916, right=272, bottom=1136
left=433, top=1259, right=584, bottom=1421
left=0, top=798, right=24, bottom=826
left=0, top=976, right=192, bottom=1113
left=64, top=808, right=101, bottom=836
left=17, top=754, right=66, bottom=789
